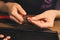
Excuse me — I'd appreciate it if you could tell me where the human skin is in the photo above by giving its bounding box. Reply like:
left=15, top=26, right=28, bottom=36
left=0, top=34, right=11, bottom=40
left=27, top=10, right=60, bottom=28
left=0, top=1, right=27, bottom=24
left=0, top=1, right=60, bottom=28
left=0, top=1, right=60, bottom=40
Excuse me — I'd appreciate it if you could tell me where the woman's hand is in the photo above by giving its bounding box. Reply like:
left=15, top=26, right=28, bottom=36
left=5, top=2, right=27, bottom=24
left=28, top=10, right=57, bottom=28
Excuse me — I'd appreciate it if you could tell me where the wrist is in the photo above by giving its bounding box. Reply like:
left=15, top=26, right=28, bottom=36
left=47, top=10, right=60, bottom=18
left=55, top=10, right=60, bottom=18
left=0, top=1, right=8, bottom=13
left=47, top=10, right=58, bottom=18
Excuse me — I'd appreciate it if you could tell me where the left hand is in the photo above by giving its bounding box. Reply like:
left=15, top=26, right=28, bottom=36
left=27, top=10, right=57, bottom=28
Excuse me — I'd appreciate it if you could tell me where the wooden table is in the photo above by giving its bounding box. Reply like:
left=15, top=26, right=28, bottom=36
left=49, top=20, right=60, bottom=40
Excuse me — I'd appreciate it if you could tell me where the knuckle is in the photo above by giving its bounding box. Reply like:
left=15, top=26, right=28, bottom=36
left=50, top=25, right=53, bottom=27
left=9, top=15, right=11, bottom=18
left=38, top=25, right=44, bottom=28
left=10, top=11, right=14, bottom=15
left=9, top=16, right=12, bottom=19
left=48, top=24, right=53, bottom=28
left=14, top=3, right=18, bottom=5
left=13, top=3, right=20, bottom=7
left=50, top=23, right=54, bottom=27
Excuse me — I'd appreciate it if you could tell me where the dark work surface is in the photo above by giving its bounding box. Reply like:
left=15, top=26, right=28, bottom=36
left=0, top=28, right=59, bottom=40
left=0, top=19, right=59, bottom=40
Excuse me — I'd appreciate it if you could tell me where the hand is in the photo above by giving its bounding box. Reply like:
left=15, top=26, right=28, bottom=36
left=27, top=10, right=57, bottom=28
left=0, top=34, right=11, bottom=40
left=5, top=2, right=26, bottom=24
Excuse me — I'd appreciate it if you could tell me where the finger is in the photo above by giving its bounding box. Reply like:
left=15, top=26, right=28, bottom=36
left=31, top=20, right=49, bottom=28
left=11, top=8, right=24, bottom=22
left=28, top=18, right=45, bottom=28
left=39, top=18, right=54, bottom=28
left=40, top=21, right=51, bottom=28
left=5, top=36, right=11, bottom=40
left=10, top=15, right=22, bottom=24
left=0, top=34, right=4, bottom=38
left=47, top=18, right=54, bottom=27
left=29, top=18, right=52, bottom=28
left=16, top=4, right=26, bottom=15
left=31, top=14, right=45, bottom=20
left=30, top=20, right=45, bottom=28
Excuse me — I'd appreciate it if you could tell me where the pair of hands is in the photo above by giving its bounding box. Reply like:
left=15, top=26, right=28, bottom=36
left=5, top=2, right=57, bottom=28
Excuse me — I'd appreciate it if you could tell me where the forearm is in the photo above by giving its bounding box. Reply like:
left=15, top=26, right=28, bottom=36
left=0, top=1, right=8, bottom=12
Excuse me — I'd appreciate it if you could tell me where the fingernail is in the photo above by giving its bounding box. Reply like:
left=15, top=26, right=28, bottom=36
left=20, top=22, right=23, bottom=24
left=24, top=12, right=27, bottom=15
left=27, top=17, right=30, bottom=20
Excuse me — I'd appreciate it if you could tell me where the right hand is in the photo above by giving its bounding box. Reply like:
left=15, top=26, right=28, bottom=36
left=5, top=2, right=27, bottom=24
left=27, top=10, right=57, bottom=28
